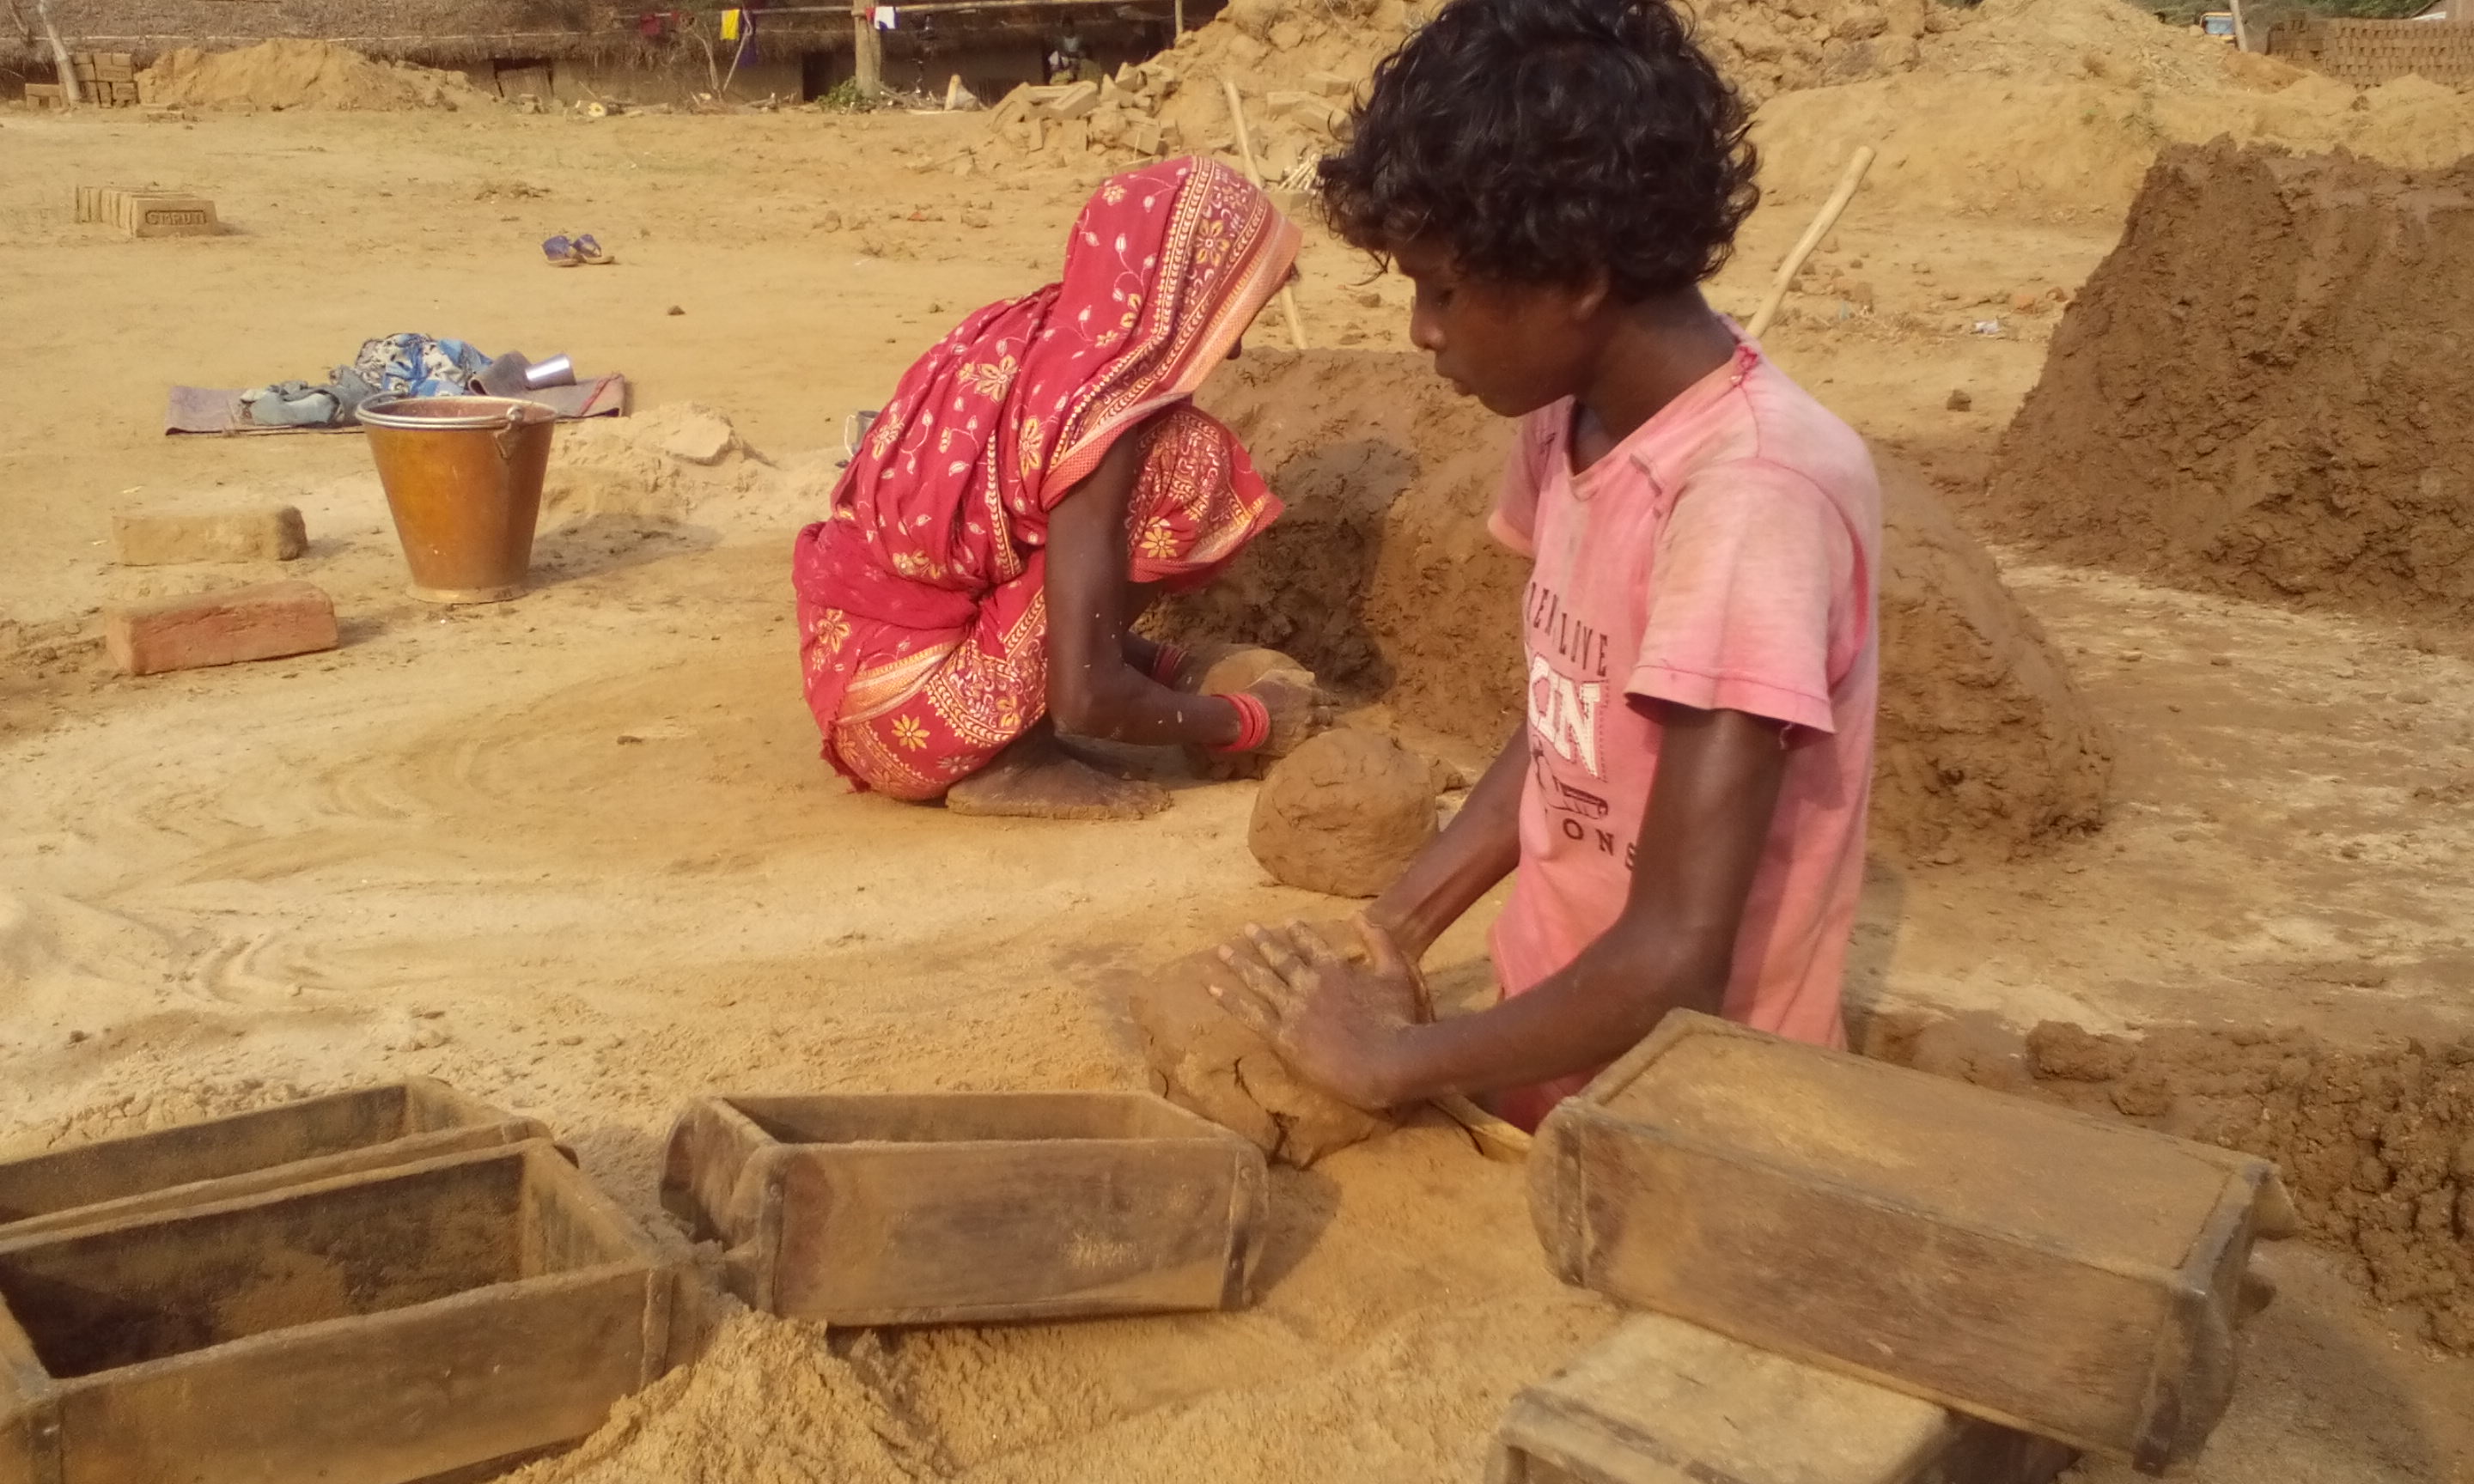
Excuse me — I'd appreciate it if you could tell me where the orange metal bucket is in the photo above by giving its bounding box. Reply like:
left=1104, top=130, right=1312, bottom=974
left=360, top=395, right=556, bottom=604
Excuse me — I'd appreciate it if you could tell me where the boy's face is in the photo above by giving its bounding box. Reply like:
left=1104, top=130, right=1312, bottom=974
left=1393, top=238, right=1603, bottom=419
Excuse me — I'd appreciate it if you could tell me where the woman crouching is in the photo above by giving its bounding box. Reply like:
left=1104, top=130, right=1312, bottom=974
left=793, top=159, right=1323, bottom=819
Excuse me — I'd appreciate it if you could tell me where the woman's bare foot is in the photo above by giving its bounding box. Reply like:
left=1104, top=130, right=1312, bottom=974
left=944, top=724, right=1172, bottom=821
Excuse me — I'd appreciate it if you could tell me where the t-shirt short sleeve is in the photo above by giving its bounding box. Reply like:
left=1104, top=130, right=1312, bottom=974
left=1487, top=407, right=1559, bottom=558
left=1627, top=462, right=1852, bottom=735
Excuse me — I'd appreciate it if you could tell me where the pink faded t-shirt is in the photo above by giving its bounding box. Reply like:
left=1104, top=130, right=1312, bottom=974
left=1487, top=339, right=1880, bottom=1128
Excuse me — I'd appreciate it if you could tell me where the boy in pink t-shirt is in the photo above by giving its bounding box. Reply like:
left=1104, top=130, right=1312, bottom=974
left=1211, top=0, right=1882, bottom=1128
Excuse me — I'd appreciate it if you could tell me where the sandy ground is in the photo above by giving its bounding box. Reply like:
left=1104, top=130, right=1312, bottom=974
left=3, top=102, right=2471, bottom=1481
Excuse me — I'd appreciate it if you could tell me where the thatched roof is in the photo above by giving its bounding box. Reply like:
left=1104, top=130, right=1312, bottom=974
left=3, top=0, right=1183, bottom=70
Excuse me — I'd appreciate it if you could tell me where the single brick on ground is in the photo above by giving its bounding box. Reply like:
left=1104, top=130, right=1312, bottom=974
left=112, top=505, right=308, bottom=566
left=106, top=580, right=338, bottom=676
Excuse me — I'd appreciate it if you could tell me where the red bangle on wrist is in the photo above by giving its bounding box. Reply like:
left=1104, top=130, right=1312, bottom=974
left=1209, top=691, right=1271, bottom=754
left=1148, top=642, right=1190, bottom=686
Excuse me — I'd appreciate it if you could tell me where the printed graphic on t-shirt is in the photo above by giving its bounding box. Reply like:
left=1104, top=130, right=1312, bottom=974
left=1524, top=575, right=1637, bottom=871
left=1523, top=578, right=1610, bottom=780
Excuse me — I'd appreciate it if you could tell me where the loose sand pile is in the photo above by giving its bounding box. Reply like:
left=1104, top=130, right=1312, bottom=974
left=1155, top=349, right=2110, bottom=861
left=1980, top=143, right=2474, bottom=625
left=139, top=40, right=491, bottom=112
left=1873, top=1013, right=2474, bottom=1353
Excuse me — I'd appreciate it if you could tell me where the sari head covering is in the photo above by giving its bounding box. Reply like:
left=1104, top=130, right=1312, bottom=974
left=792, top=156, right=1303, bottom=799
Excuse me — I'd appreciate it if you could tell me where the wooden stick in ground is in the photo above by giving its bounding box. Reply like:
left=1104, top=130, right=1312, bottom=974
left=1744, top=143, right=1875, bottom=341
left=852, top=0, right=883, bottom=98
left=1221, top=76, right=1310, bottom=351
left=34, top=0, right=81, bottom=106
left=1434, top=1092, right=1532, bottom=1164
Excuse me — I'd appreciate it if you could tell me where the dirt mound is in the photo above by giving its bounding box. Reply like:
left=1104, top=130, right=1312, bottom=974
left=1155, top=349, right=2110, bottom=861
left=1751, top=65, right=2474, bottom=222
left=983, top=0, right=1967, bottom=178
left=1869, top=1013, right=2474, bottom=1353
left=140, top=40, right=490, bottom=112
left=1874, top=459, right=2113, bottom=861
left=1980, top=143, right=2474, bottom=623
left=980, top=0, right=2474, bottom=204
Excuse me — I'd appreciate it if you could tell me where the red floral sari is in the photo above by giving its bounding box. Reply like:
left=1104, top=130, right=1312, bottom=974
left=792, top=158, right=1302, bottom=800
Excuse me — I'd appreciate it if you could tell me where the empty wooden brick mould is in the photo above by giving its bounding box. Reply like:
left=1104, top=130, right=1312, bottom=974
left=0, top=1080, right=549, bottom=1243
left=662, top=1092, right=1269, bottom=1325
left=0, top=1142, right=675, bottom=1484
left=1531, top=1013, right=2288, bottom=1474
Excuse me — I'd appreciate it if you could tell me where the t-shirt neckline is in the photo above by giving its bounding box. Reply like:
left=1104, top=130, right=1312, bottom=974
left=1561, top=338, right=1762, bottom=484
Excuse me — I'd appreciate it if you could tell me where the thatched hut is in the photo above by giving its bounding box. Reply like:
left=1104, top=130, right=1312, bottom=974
left=3, top=0, right=1205, bottom=104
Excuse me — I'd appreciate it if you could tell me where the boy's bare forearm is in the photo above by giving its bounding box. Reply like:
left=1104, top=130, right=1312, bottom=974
left=1365, top=725, right=1526, bottom=957
left=1374, top=930, right=1723, bottom=1103
left=1370, top=705, right=1788, bottom=1106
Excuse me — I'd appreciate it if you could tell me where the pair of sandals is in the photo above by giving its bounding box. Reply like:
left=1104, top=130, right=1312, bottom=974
left=543, top=234, right=615, bottom=267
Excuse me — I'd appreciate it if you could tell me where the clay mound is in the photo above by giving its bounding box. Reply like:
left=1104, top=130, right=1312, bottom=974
left=140, top=40, right=490, bottom=112
left=1159, top=348, right=2109, bottom=861
left=1870, top=1013, right=2474, bottom=1353
left=1130, top=940, right=1392, bottom=1166
left=1981, top=143, right=2474, bottom=623
left=1248, top=729, right=1438, bottom=897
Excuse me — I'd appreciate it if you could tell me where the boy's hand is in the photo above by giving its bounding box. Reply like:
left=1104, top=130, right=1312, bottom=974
left=1210, top=918, right=1425, bottom=1111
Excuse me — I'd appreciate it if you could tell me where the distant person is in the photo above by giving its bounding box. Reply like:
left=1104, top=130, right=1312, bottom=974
left=1210, top=0, right=1882, bottom=1127
left=792, top=158, right=1321, bottom=820
left=1046, top=27, right=1094, bottom=82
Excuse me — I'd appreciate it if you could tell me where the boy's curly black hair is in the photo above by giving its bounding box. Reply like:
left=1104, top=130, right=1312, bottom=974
left=1317, top=0, right=1760, bottom=301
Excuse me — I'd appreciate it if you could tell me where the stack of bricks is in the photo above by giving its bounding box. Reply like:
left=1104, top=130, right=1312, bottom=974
left=2275, top=17, right=2474, bottom=84
left=71, top=52, right=141, bottom=106
left=21, top=54, right=139, bottom=108
left=75, top=183, right=219, bottom=238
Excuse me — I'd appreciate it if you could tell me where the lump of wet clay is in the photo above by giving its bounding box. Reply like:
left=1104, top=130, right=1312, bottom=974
left=1128, top=944, right=1390, bottom=1168
left=1187, top=642, right=1309, bottom=696
left=1248, top=729, right=1436, bottom=897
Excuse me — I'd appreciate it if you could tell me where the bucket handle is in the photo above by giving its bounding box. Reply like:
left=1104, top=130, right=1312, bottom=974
left=494, top=404, right=531, bottom=462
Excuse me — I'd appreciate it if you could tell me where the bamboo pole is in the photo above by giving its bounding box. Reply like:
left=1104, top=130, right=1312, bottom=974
left=1744, top=144, right=1874, bottom=341
left=1221, top=76, right=1309, bottom=351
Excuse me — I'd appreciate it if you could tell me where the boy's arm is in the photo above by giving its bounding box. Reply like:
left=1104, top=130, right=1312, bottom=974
left=1216, top=702, right=1787, bottom=1110
left=1362, top=723, right=1529, bottom=959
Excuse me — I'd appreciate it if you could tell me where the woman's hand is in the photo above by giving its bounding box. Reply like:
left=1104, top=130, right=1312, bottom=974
left=1243, top=671, right=1331, bottom=757
left=1210, top=918, right=1428, bottom=1111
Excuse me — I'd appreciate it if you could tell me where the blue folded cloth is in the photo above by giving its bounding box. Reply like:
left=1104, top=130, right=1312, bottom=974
left=239, top=333, right=498, bottom=428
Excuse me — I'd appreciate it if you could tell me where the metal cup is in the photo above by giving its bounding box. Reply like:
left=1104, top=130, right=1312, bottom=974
left=521, top=354, right=576, bottom=390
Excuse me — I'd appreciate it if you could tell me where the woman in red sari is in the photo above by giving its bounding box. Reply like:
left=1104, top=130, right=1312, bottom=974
left=792, top=158, right=1319, bottom=819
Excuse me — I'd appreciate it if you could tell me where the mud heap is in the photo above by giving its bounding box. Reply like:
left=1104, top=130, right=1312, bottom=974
left=140, top=40, right=490, bottom=111
left=1873, top=1013, right=2474, bottom=1353
left=1155, top=349, right=2110, bottom=861
left=983, top=0, right=1964, bottom=178
left=1982, top=143, right=2474, bottom=623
